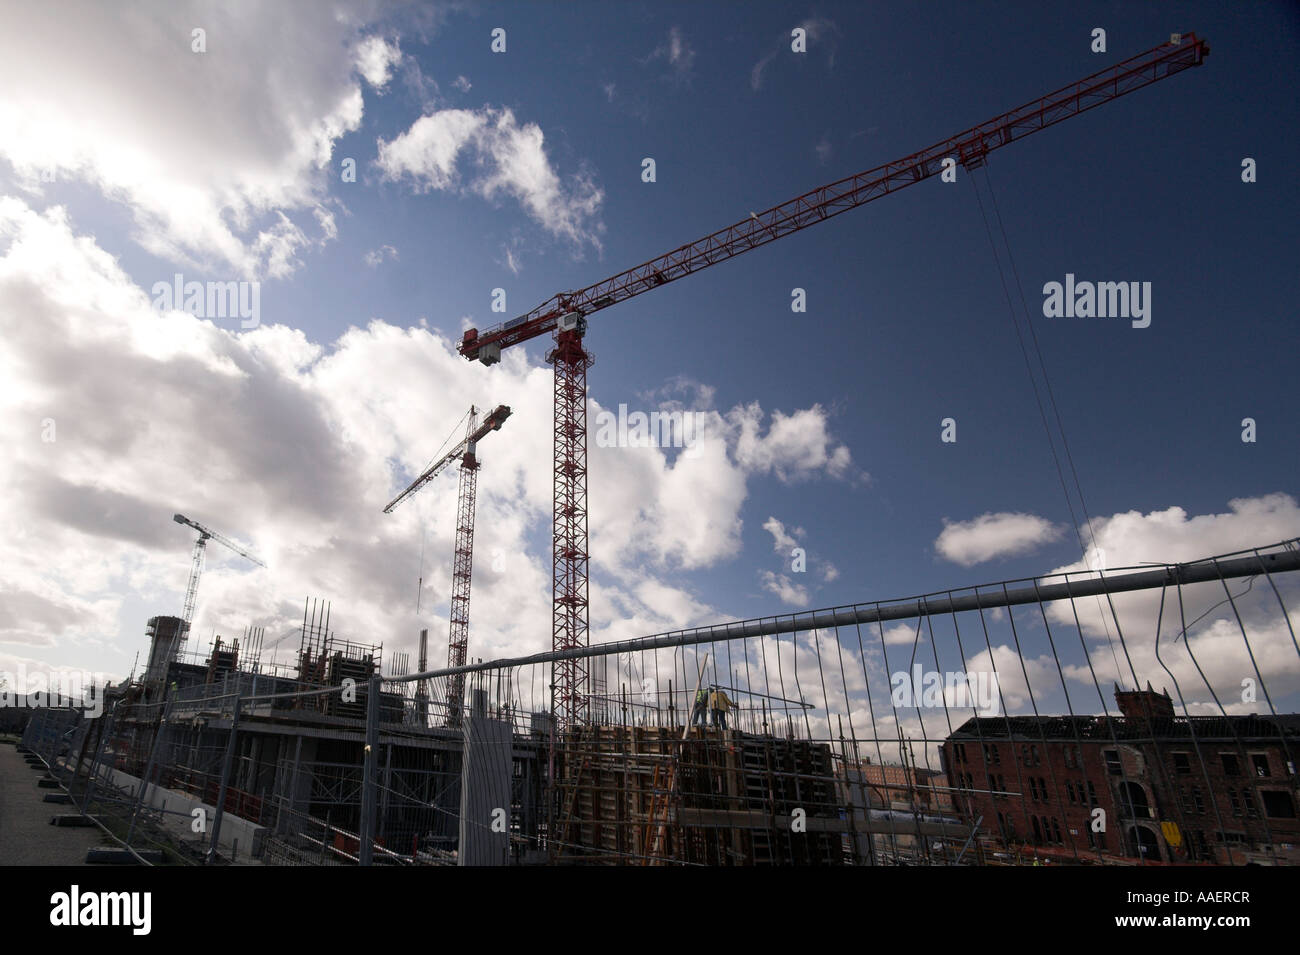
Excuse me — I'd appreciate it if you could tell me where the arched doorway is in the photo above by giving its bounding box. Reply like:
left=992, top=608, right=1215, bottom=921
left=1128, top=824, right=1162, bottom=860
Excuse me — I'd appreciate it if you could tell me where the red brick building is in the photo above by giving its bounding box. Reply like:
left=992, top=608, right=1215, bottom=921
left=941, top=686, right=1299, bottom=865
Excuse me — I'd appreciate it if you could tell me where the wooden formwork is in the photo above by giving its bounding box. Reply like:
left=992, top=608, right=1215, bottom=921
left=553, top=725, right=844, bottom=865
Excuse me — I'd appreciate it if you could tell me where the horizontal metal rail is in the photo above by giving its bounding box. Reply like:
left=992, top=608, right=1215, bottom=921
left=390, top=540, right=1300, bottom=683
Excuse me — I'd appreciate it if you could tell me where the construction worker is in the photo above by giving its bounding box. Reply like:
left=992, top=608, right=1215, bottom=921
left=709, top=685, right=733, bottom=731
left=691, top=685, right=709, bottom=727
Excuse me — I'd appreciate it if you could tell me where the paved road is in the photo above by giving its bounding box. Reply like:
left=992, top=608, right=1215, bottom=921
left=0, top=742, right=106, bottom=864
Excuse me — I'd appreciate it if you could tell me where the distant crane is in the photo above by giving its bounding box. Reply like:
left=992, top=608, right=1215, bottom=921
left=457, top=33, right=1210, bottom=730
left=384, top=404, right=512, bottom=725
left=167, top=513, right=266, bottom=675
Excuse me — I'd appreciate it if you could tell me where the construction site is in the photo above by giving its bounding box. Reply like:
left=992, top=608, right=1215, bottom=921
left=13, top=32, right=1300, bottom=867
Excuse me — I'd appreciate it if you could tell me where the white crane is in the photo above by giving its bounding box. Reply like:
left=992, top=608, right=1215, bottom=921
left=166, top=513, right=265, bottom=674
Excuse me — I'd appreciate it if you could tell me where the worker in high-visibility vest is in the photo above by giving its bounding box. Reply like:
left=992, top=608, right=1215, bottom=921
left=691, top=686, right=709, bottom=727
left=708, top=686, right=733, bottom=731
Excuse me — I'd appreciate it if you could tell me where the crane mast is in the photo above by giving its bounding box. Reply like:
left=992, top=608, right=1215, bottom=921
left=384, top=404, right=512, bottom=725
left=456, top=34, right=1209, bottom=731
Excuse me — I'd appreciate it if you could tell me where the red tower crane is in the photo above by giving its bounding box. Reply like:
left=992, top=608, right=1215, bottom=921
left=384, top=404, right=512, bottom=725
left=458, top=35, right=1209, bottom=730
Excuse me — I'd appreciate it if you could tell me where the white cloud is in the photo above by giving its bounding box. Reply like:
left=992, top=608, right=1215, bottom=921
left=363, top=244, right=398, bottom=267
left=751, top=17, right=840, bottom=91
left=378, top=107, right=604, bottom=250
left=501, top=242, right=521, bottom=275
left=356, top=36, right=402, bottom=90
left=759, top=570, right=809, bottom=607
left=1040, top=495, right=1300, bottom=711
left=590, top=403, right=855, bottom=575
left=0, top=198, right=855, bottom=683
left=0, top=2, right=394, bottom=278
left=451, top=74, right=472, bottom=93
left=881, top=622, right=920, bottom=647
left=815, top=134, right=832, bottom=165
left=762, top=516, right=801, bottom=552
left=645, top=26, right=695, bottom=81
left=730, top=402, right=856, bottom=483
left=935, top=512, right=1064, bottom=566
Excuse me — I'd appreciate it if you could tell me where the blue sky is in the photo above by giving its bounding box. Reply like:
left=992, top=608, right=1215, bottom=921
left=0, top=1, right=1296, bottom=719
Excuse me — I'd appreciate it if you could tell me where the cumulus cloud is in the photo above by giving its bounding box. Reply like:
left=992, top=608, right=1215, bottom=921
left=730, top=402, right=856, bottom=483
left=0, top=198, right=856, bottom=683
left=377, top=106, right=604, bottom=250
left=762, top=516, right=801, bottom=553
left=0, top=2, right=395, bottom=279
left=1038, top=495, right=1300, bottom=712
left=935, top=512, right=1064, bottom=566
left=759, top=570, right=809, bottom=607
left=355, top=35, right=402, bottom=90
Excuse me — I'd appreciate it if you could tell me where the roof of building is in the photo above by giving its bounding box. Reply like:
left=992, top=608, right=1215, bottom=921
left=947, top=712, right=1300, bottom=743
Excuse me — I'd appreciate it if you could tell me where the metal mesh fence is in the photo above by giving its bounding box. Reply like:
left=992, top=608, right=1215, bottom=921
left=14, top=538, right=1300, bottom=865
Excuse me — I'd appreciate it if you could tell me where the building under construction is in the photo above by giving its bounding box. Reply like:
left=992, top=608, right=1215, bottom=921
left=22, top=537, right=1300, bottom=866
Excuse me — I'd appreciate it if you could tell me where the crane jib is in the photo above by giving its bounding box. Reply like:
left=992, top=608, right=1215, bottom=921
left=458, top=32, right=1206, bottom=363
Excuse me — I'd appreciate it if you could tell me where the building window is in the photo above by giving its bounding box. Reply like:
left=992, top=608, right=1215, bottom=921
left=1181, top=789, right=1195, bottom=814
left=1029, top=777, right=1040, bottom=801
left=1021, top=745, right=1030, bottom=766
left=1051, top=818, right=1062, bottom=844
left=1220, top=753, right=1239, bottom=776
left=1252, top=754, right=1270, bottom=778
left=1064, top=745, right=1076, bottom=769
left=1173, top=752, right=1191, bottom=775
left=1104, top=750, right=1122, bottom=775
left=1031, top=745, right=1040, bottom=766
left=1067, top=781, right=1076, bottom=804
left=1032, top=816, right=1042, bottom=843
left=997, top=774, right=1006, bottom=798
left=1087, top=781, right=1098, bottom=808
left=1193, top=788, right=1205, bottom=814
left=1242, top=790, right=1257, bottom=817
left=1228, top=788, right=1240, bottom=816
left=1261, top=790, right=1295, bottom=819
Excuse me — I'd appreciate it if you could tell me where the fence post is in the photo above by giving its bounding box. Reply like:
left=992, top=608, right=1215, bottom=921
left=207, top=694, right=242, bottom=864
left=81, top=701, right=119, bottom=816
left=359, top=674, right=380, bottom=866
left=126, top=700, right=171, bottom=847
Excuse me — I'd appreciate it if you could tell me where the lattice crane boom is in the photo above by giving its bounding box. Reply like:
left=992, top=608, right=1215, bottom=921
left=169, top=513, right=265, bottom=672
left=461, top=34, right=1208, bottom=363
left=455, top=34, right=1210, bottom=730
left=383, top=404, right=512, bottom=513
